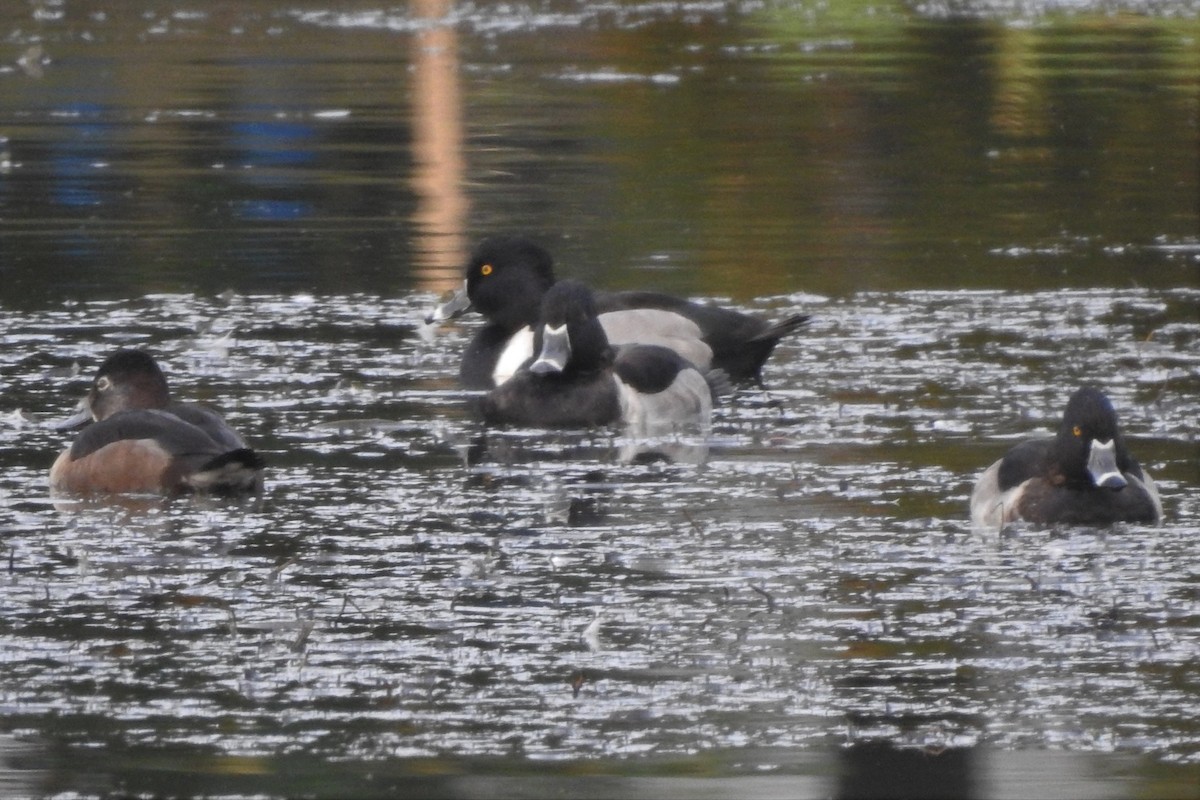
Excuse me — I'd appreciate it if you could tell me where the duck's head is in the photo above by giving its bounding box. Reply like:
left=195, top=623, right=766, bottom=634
left=427, top=236, right=557, bottom=329
left=71, top=349, right=172, bottom=424
left=529, top=280, right=611, bottom=376
left=1057, top=387, right=1130, bottom=490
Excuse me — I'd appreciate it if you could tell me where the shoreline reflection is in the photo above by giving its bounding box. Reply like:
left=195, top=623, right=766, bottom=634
left=410, top=0, right=467, bottom=292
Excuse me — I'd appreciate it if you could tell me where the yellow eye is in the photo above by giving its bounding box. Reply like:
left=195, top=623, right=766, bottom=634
left=1072, top=425, right=1082, bottom=437
left=480, top=264, right=493, bottom=276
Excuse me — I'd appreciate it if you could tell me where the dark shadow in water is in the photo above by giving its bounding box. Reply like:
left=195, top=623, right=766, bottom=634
left=4, top=737, right=1195, bottom=799
left=837, top=741, right=973, bottom=800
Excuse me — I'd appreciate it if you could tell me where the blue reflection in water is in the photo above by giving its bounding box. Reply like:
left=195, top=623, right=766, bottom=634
left=230, top=118, right=316, bottom=220
left=51, top=155, right=104, bottom=208
left=230, top=198, right=311, bottom=220
left=50, top=102, right=109, bottom=209
left=231, top=120, right=316, bottom=167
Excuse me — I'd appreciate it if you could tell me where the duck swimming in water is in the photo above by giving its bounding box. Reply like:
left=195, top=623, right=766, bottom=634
left=49, top=349, right=264, bottom=497
left=970, top=387, right=1162, bottom=528
left=429, top=236, right=809, bottom=388
left=478, top=280, right=721, bottom=436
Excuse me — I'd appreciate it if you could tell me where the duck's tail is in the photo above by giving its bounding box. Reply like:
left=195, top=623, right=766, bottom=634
left=188, top=448, right=266, bottom=495
left=752, top=313, right=811, bottom=343
left=734, top=313, right=812, bottom=387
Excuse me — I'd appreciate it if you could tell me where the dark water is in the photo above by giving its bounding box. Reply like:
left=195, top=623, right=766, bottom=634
left=1, top=1, right=1198, bottom=798
left=2, top=0, right=1198, bottom=304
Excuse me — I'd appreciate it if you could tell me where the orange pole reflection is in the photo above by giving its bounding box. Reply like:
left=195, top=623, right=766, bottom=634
left=411, top=0, right=467, bottom=292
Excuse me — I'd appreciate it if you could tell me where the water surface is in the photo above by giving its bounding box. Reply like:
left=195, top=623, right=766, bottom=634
left=0, top=0, right=1198, bottom=797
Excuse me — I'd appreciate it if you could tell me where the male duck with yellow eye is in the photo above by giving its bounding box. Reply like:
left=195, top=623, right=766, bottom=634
left=478, top=280, right=720, bottom=435
left=49, top=349, right=264, bottom=497
left=428, top=236, right=810, bottom=389
left=970, top=387, right=1162, bottom=528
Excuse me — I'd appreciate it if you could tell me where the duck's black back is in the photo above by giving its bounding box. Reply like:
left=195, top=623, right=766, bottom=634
left=596, top=290, right=807, bottom=382
left=612, top=344, right=693, bottom=395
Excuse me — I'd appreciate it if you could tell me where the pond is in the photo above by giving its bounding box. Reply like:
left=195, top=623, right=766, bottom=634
left=1, top=1, right=1198, bottom=798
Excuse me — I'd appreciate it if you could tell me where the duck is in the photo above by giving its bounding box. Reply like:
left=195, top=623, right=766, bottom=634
left=49, top=349, right=265, bottom=496
left=970, top=386, right=1162, bottom=528
left=478, top=280, right=720, bottom=435
left=427, top=236, right=809, bottom=388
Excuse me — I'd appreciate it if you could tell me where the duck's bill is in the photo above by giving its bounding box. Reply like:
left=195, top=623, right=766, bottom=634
left=48, top=398, right=93, bottom=431
left=529, top=324, right=570, bottom=375
left=1087, top=438, right=1127, bottom=489
left=425, top=281, right=472, bottom=325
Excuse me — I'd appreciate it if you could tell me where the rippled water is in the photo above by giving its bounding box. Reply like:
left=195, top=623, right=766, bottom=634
left=1, top=286, right=1197, bottom=795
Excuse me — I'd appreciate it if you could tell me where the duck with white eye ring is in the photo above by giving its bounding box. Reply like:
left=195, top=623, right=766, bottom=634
left=970, top=386, right=1162, bottom=529
left=49, top=349, right=264, bottom=497
left=478, top=280, right=725, bottom=437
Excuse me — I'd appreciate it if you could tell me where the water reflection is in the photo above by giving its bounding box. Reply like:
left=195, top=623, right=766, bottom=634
left=837, top=741, right=974, bottom=800
left=0, top=736, right=1181, bottom=798
left=0, top=2, right=1194, bottom=307
left=228, top=118, right=316, bottom=221
left=411, top=0, right=468, bottom=290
